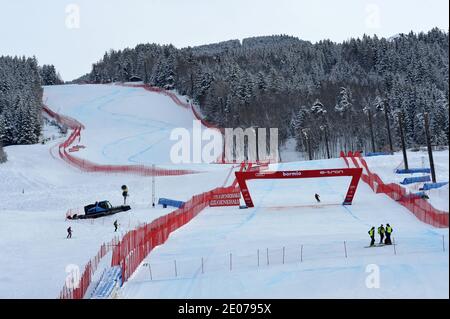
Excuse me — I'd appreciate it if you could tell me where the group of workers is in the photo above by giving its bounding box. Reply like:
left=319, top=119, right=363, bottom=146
left=67, top=186, right=128, bottom=239
left=66, top=220, right=119, bottom=239
left=368, top=224, right=393, bottom=246
left=314, top=194, right=395, bottom=248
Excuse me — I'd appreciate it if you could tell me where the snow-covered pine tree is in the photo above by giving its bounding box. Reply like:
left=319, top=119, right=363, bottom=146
left=431, top=91, right=449, bottom=145
left=0, top=143, right=6, bottom=163
left=0, top=56, right=43, bottom=146
left=76, top=29, right=449, bottom=157
left=310, top=99, right=327, bottom=118
left=40, top=65, right=63, bottom=85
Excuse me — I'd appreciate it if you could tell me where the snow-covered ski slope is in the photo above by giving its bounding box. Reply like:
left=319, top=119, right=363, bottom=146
left=363, top=151, right=449, bottom=212
left=0, top=84, right=448, bottom=298
left=0, top=84, right=232, bottom=298
left=121, top=159, right=449, bottom=299
left=44, top=84, right=220, bottom=169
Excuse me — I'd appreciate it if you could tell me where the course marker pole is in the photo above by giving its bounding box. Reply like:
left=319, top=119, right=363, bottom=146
left=257, top=249, right=260, bottom=267
left=300, top=245, right=303, bottom=263
left=201, top=257, right=204, bottom=274
left=149, top=264, right=152, bottom=280
left=152, top=164, right=156, bottom=207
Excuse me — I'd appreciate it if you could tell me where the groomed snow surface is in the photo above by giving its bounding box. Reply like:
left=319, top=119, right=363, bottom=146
left=120, top=159, right=448, bottom=299
left=44, top=84, right=222, bottom=170
left=363, top=151, right=449, bottom=212
left=0, top=84, right=448, bottom=299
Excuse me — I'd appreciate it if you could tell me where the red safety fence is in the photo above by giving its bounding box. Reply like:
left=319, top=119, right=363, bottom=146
left=43, top=105, right=199, bottom=176
left=119, top=83, right=228, bottom=164
left=120, top=83, right=223, bottom=132
left=59, top=237, right=119, bottom=299
left=340, top=151, right=449, bottom=228
left=42, top=105, right=85, bottom=130
left=110, top=161, right=252, bottom=282
left=119, top=84, right=283, bottom=165
left=59, top=161, right=250, bottom=298
left=45, top=84, right=255, bottom=298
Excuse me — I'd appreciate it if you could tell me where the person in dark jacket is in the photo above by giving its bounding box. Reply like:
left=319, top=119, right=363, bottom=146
left=315, top=193, right=321, bottom=203
left=67, top=227, right=72, bottom=239
left=385, top=223, right=393, bottom=245
left=368, top=226, right=375, bottom=246
left=378, top=224, right=385, bottom=245
left=114, top=220, right=118, bottom=232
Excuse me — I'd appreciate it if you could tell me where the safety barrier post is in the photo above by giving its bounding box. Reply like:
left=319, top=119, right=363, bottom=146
left=344, top=241, right=348, bottom=258
left=393, top=237, right=397, bottom=255
left=149, top=264, right=153, bottom=280
left=257, top=249, right=260, bottom=267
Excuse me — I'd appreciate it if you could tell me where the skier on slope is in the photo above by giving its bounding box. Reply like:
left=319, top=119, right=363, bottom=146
left=315, top=193, right=321, bottom=203
left=385, top=223, right=393, bottom=245
left=378, top=224, right=385, bottom=245
left=368, top=227, right=375, bottom=247
left=67, top=227, right=72, bottom=239
left=114, top=220, right=119, bottom=232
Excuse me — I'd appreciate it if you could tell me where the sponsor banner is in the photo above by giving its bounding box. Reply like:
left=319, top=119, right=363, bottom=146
left=209, top=199, right=240, bottom=207
left=211, top=192, right=241, bottom=200
left=320, top=170, right=344, bottom=175
left=282, top=171, right=302, bottom=177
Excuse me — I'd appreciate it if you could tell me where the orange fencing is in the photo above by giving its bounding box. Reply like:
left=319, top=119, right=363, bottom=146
left=340, top=151, right=449, bottom=228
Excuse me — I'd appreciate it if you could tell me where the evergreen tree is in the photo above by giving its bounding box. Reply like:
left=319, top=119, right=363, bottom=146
left=0, top=56, right=43, bottom=146
left=77, top=29, right=449, bottom=157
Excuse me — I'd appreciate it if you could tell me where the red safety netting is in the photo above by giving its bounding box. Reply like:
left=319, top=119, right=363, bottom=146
left=59, top=237, right=119, bottom=299
left=42, top=105, right=84, bottom=130
left=43, top=105, right=199, bottom=176
left=59, top=161, right=250, bottom=298
left=340, top=151, right=449, bottom=228
left=110, top=162, right=252, bottom=282
left=120, top=83, right=228, bottom=164
left=120, top=83, right=222, bottom=132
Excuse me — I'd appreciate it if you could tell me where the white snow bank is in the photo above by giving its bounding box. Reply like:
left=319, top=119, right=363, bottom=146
left=121, top=158, right=449, bottom=299
left=363, top=150, right=449, bottom=211
left=44, top=84, right=222, bottom=168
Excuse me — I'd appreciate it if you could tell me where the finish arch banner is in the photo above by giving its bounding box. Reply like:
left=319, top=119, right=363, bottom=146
left=235, top=168, right=363, bottom=208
